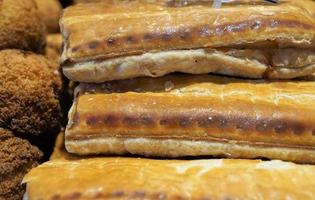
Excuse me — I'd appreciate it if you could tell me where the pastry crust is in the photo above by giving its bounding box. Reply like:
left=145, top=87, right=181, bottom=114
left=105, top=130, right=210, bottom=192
left=23, top=157, right=315, bottom=200
left=65, top=74, right=315, bottom=163
left=61, top=0, right=315, bottom=81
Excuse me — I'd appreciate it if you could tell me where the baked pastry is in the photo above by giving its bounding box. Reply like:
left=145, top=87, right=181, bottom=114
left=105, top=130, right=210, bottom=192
left=60, top=0, right=315, bottom=82
left=50, top=130, right=82, bottom=161
left=0, top=49, right=62, bottom=137
left=35, top=0, right=62, bottom=33
left=45, top=34, right=62, bottom=64
left=23, top=157, right=315, bottom=199
left=0, top=0, right=46, bottom=53
left=66, top=74, right=315, bottom=163
left=0, top=128, right=42, bottom=200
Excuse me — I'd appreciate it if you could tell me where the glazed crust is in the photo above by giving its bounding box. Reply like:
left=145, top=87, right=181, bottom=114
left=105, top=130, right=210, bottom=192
left=23, top=158, right=315, bottom=200
left=0, top=0, right=46, bottom=53
left=65, top=74, right=315, bottom=163
left=0, top=50, right=62, bottom=137
left=61, top=0, right=315, bottom=81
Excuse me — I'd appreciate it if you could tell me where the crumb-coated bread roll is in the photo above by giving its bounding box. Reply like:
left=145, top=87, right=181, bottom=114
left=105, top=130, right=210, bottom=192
left=0, top=49, right=62, bottom=138
left=0, top=128, right=42, bottom=200
left=0, top=0, right=46, bottom=53
left=35, top=0, right=62, bottom=33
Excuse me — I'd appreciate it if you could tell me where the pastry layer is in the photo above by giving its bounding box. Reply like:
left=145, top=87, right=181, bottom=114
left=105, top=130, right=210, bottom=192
left=23, top=158, right=315, bottom=200
left=63, top=48, right=315, bottom=82
left=66, top=74, right=315, bottom=161
left=60, top=0, right=315, bottom=81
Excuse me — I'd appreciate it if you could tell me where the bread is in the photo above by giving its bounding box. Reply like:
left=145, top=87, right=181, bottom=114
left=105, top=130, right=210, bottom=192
left=34, top=0, right=62, bottom=33
left=60, top=0, right=315, bottom=82
left=0, top=0, right=46, bottom=53
left=23, top=157, right=315, bottom=200
left=65, top=74, right=315, bottom=163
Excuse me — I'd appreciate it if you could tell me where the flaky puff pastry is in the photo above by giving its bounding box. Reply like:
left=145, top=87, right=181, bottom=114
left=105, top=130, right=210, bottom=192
left=65, top=74, right=315, bottom=163
left=61, top=0, right=315, bottom=82
left=23, top=157, right=315, bottom=200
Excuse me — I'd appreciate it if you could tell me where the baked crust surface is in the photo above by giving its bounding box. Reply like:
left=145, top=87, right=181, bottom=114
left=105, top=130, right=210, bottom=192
left=61, top=0, right=315, bottom=81
left=23, top=158, right=315, bottom=200
left=65, top=74, right=315, bottom=162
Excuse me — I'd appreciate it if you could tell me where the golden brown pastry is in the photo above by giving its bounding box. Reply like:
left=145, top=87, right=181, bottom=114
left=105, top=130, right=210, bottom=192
left=61, top=0, right=315, bottom=82
left=23, top=157, right=315, bottom=200
left=50, top=130, right=82, bottom=161
left=66, top=74, right=315, bottom=163
left=45, top=34, right=62, bottom=64
left=34, top=0, right=62, bottom=33
left=0, top=0, right=46, bottom=53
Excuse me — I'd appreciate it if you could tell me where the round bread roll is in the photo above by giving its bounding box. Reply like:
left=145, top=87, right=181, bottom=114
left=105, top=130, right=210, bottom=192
left=0, top=0, right=46, bottom=53
left=0, top=128, right=43, bottom=200
left=35, top=0, right=62, bottom=33
left=0, top=49, right=62, bottom=137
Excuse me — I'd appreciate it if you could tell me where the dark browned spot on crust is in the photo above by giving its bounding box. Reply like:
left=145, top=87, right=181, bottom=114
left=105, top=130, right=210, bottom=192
left=198, top=116, right=215, bottom=127
left=236, top=119, right=252, bottom=131
left=107, top=38, right=116, bottom=46
left=88, top=41, right=99, bottom=49
left=312, top=130, right=315, bottom=136
left=86, top=116, right=98, bottom=125
left=111, top=190, right=124, bottom=197
left=63, top=192, right=81, bottom=200
left=139, top=114, right=154, bottom=125
left=274, top=122, right=287, bottom=134
left=217, top=117, right=228, bottom=128
left=292, top=125, right=305, bottom=135
left=256, top=121, right=268, bottom=132
left=179, top=29, right=190, bottom=40
left=160, top=118, right=177, bottom=126
left=133, top=191, right=146, bottom=198
left=125, top=36, right=137, bottom=43
left=179, top=117, right=192, bottom=127
left=51, top=194, right=61, bottom=200
left=161, top=32, right=173, bottom=41
left=172, top=195, right=188, bottom=200
left=144, top=34, right=154, bottom=41
left=123, top=116, right=138, bottom=126
left=103, top=115, right=118, bottom=126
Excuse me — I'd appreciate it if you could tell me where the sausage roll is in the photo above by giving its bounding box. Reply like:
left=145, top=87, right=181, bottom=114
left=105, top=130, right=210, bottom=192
left=23, top=157, right=315, bottom=199
left=65, top=74, right=315, bottom=163
left=60, top=0, right=315, bottom=82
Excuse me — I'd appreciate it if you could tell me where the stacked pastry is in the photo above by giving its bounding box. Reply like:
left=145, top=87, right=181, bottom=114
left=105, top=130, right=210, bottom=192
left=24, top=0, right=315, bottom=199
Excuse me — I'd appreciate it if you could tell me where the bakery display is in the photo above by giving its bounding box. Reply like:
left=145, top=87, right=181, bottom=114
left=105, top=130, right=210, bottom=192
left=0, top=128, right=42, bottom=200
left=23, top=157, right=315, bottom=200
left=0, top=0, right=46, bottom=53
left=34, top=0, right=62, bottom=33
left=65, top=74, right=315, bottom=163
left=61, top=0, right=315, bottom=82
left=0, top=49, right=62, bottom=137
